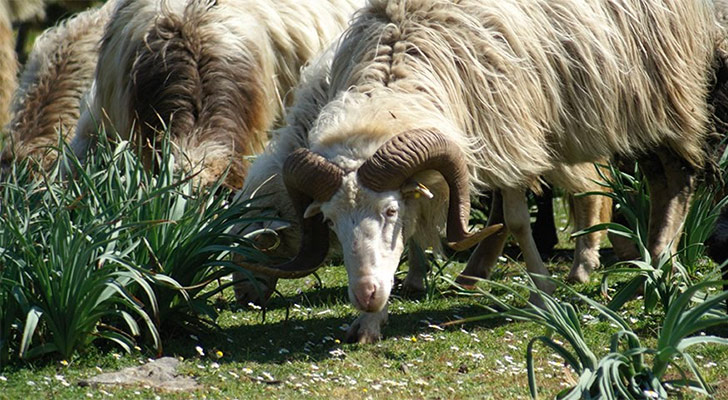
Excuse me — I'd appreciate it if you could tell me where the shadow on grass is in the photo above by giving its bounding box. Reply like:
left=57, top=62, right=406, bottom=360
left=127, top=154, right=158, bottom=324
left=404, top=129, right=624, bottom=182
left=264, top=285, right=350, bottom=311
left=166, top=301, right=511, bottom=366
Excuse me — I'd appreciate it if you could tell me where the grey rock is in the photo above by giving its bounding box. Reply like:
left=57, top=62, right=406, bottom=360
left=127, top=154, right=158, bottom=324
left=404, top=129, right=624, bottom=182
left=78, top=357, right=200, bottom=392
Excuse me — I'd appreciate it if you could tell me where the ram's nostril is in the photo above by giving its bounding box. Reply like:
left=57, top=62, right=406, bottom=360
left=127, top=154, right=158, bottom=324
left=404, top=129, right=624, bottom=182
left=354, top=280, right=377, bottom=309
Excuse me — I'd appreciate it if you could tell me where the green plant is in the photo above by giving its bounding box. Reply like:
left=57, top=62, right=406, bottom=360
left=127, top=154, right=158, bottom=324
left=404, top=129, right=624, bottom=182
left=583, top=162, right=650, bottom=250
left=0, top=129, right=273, bottom=365
left=600, top=229, right=691, bottom=314
left=59, top=132, right=271, bottom=334
left=0, top=159, right=39, bottom=368
left=452, top=274, right=728, bottom=399
left=0, top=257, right=20, bottom=368
left=679, top=138, right=728, bottom=270
left=0, top=155, right=161, bottom=361
left=573, top=221, right=684, bottom=313
left=679, top=184, right=728, bottom=270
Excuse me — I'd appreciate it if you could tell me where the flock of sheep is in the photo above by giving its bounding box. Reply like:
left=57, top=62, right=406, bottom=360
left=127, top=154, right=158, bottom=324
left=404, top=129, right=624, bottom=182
left=1, top=0, right=728, bottom=344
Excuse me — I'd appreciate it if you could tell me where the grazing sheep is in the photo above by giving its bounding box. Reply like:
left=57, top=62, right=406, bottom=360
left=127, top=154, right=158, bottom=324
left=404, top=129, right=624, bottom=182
left=71, top=0, right=364, bottom=189
left=1, top=1, right=114, bottom=171
left=235, top=0, right=723, bottom=343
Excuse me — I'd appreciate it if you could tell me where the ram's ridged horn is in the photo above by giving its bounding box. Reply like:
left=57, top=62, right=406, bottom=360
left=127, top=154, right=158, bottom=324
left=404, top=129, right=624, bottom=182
left=358, top=129, right=496, bottom=249
left=237, top=148, right=343, bottom=279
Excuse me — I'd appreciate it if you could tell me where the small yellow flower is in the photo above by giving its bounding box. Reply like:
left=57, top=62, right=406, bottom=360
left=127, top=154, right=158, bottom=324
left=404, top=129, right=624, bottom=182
left=334, top=339, right=341, bottom=344
left=410, top=336, right=417, bottom=343
left=215, top=350, right=224, bottom=359
left=60, top=360, right=69, bottom=366
left=362, top=388, right=368, bottom=393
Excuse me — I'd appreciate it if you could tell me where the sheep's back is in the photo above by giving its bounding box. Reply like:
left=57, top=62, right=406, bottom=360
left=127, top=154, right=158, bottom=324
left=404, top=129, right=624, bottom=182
left=327, top=0, right=719, bottom=189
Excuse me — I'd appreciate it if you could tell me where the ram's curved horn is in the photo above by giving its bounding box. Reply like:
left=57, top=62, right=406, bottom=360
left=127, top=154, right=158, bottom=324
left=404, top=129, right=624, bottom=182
left=237, top=148, right=343, bottom=278
left=358, top=129, right=496, bottom=249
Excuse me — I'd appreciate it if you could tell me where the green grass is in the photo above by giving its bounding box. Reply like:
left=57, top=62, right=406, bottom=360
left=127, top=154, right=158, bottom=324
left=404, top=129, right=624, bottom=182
left=0, top=258, right=725, bottom=400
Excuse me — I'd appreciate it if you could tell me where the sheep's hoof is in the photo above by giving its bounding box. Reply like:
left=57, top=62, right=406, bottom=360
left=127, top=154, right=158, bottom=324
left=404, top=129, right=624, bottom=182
left=528, top=292, right=547, bottom=309
left=566, top=268, right=591, bottom=284
left=567, top=251, right=600, bottom=283
left=453, top=273, right=481, bottom=290
left=567, top=262, right=596, bottom=284
left=345, top=321, right=381, bottom=344
left=400, top=277, right=426, bottom=298
left=345, top=312, right=387, bottom=344
left=232, top=273, right=277, bottom=306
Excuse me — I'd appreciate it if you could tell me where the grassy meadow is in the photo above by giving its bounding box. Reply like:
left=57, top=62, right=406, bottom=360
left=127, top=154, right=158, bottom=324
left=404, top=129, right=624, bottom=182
left=0, top=258, right=726, bottom=400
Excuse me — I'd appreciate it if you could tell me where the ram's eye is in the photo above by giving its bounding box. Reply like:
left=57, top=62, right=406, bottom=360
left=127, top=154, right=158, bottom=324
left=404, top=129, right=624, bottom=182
left=385, top=207, right=397, bottom=217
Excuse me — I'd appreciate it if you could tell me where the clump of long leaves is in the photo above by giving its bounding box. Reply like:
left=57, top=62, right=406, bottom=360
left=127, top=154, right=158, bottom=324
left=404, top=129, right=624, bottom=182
left=575, top=221, right=692, bottom=314
left=680, top=141, right=728, bottom=268
left=0, top=154, right=161, bottom=363
left=60, top=132, right=271, bottom=334
left=456, top=274, right=728, bottom=399
left=585, top=162, right=650, bottom=250
left=0, top=131, right=272, bottom=366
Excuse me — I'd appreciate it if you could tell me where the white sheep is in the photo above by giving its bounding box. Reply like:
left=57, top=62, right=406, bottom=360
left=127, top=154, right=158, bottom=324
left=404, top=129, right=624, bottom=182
left=234, top=0, right=724, bottom=343
left=71, top=0, right=364, bottom=189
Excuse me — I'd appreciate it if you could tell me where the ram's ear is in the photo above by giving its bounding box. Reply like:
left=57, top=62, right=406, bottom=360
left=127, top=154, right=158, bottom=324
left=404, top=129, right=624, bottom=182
left=401, top=180, right=434, bottom=199
left=304, top=201, right=323, bottom=218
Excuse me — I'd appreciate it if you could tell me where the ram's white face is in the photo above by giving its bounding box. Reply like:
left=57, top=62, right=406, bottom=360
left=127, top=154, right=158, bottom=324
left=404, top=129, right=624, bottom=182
left=306, top=176, right=412, bottom=313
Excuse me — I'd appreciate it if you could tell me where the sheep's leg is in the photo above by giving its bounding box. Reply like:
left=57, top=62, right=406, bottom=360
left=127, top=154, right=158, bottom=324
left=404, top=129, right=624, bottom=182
left=641, top=149, right=696, bottom=260
left=402, top=241, right=428, bottom=294
left=533, top=187, right=559, bottom=256
left=608, top=208, right=641, bottom=260
left=502, top=188, right=555, bottom=305
left=705, top=209, right=728, bottom=312
left=345, top=305, right=388, bottom=344
left=567, top=194, right=611, bottom=283
left=456, top=192, right=508, bottom=287
left=232, top=269, right=278, bottom=306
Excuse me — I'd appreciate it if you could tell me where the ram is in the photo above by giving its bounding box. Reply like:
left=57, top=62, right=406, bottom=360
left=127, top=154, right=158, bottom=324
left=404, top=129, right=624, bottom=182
left=1, top=1, right=114, bottom=171
left=71, top=0, right=363, bottom=189
left=236, top=0, right=722, bottom=343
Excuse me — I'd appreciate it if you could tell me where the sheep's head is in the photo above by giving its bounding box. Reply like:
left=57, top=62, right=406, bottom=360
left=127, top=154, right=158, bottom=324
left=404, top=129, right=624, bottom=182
left=240, top=129, right=501, bottom=312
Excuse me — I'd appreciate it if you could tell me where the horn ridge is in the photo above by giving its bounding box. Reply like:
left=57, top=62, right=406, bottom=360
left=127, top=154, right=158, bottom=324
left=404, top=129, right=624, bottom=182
left=357, top=129, right=472, bottom=244
left=282, top=148, right=344, bottom=202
